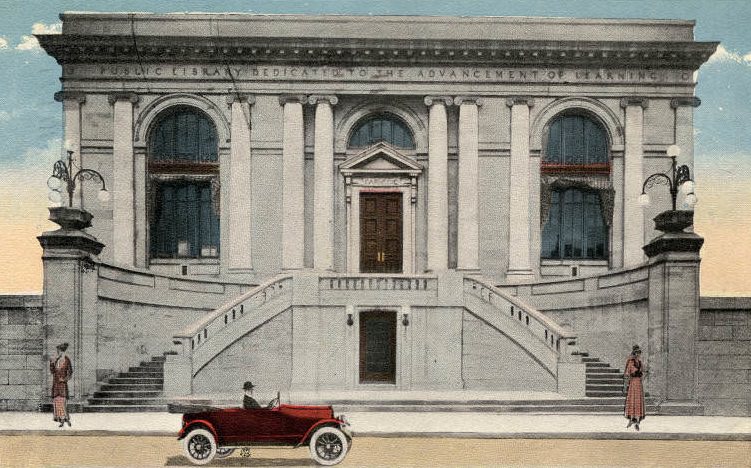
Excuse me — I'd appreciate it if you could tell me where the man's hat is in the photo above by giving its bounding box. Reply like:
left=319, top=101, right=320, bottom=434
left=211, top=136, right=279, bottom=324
left=632, top=345, right=642, bottom=354
left=243, top=381, right=255, bottom=391
left=57, top=343, right=69, bottom=352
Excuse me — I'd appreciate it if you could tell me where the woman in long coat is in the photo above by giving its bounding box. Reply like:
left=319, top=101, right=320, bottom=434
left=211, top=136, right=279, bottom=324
left=50, top=342, right=73, bottom=427
left=624, top=344, right=645, bottom=430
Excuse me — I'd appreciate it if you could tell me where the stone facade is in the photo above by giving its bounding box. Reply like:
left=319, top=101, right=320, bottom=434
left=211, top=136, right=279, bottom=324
left=13, top=12, right=742, bottom=415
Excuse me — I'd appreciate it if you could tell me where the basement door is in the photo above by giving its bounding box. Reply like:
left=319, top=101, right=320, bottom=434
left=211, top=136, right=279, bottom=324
left=359, top=311, right=397, bottom=384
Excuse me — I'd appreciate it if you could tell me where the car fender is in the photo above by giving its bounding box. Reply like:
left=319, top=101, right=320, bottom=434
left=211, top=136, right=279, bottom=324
left=299, top=419, right=350, bottom=446
left=178, top=419, right=218, bottom=441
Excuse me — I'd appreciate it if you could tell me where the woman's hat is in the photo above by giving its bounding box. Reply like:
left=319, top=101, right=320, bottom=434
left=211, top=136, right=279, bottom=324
left=632, top=345, right=642, bottom=354
left=56, top=343, right=69, bottom=352
left=243, top=381, right=255, bottom=391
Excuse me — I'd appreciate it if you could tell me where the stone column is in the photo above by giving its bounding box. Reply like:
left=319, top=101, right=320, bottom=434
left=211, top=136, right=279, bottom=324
left=671, top=97, right=701, bottom=209
left=54, top=91, right=86, bottom=207
left=280, top=95, right=307, bottom=270
left=227, top=94, right=255, bottom=272
left=506, top=97, right=535, bottom=282
left=108, top=93, right=139, bottom=266
left=621, top=97, right=648, bottom=268
left=38, top=208, right=104, bottom=407
left=424, top=96, right=452, bottom=272
left=644, top=213, right=704, bottom=414
left=310, top=95, right=337, bottom=271
left=455, top=96, right=483, bottom=271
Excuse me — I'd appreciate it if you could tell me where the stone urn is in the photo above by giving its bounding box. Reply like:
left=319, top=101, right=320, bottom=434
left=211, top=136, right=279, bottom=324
left=48, top=206, right=94, bottom=230
left=653, top=210, right=694, bottom=234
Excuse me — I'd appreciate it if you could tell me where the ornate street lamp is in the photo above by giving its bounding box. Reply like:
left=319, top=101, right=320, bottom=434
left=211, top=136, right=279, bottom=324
left=638, top=145, right=697, bottom=211
left=47, top=144, right=110, bottom=208
left=638, top=145, right=697, bottom=234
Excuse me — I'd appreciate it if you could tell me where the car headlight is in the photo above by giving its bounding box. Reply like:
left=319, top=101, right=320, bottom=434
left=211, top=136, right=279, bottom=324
left=338, top=414, right=349, bottom=426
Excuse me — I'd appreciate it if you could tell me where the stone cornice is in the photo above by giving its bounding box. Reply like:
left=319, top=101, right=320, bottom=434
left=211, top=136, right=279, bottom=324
left=424, top=96, right=453, bottom=107
left=54, top=91, right=87, bottom=104
left=620, top=97, right=649, bottom=108
left=108, top=92, right=140, bottom=105
left=670, top=96, right=701, bottom=108
left=226, top=94, right=255, bottom=106
left=278, top=94, right=308, bottom=106
left=506, top=96, right=535, bottom=107
left=37, top=34, right=719, bottom=70
left=454, top=96, right=484, bottom=106
left=308, top=95, right=338, bottom=106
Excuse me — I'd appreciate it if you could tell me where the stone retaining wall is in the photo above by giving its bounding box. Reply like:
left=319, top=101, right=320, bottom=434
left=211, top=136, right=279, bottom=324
left=698, top=297, right=751, bottom=416
left=0, top=295, right=44, bottom=410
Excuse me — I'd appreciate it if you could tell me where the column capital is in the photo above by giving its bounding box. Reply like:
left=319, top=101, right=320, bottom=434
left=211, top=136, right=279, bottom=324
left=54, top=91, right=86, bottom=104
left=424, top=96, right=453, bottom=107
left=108, top=92, right=140, bottom=105
left=454, top=96, right=484, bottom=106
left=226, top=94, right=255, bottom=106
left=506, top=96, right=535, bottom=107
left=279, top=94, right=308, bottom=106
left=670, top=96, right=701, bottom=108
left=620, top=97, right=649, bottom=109
left=308, top=94, right=338, bottom=106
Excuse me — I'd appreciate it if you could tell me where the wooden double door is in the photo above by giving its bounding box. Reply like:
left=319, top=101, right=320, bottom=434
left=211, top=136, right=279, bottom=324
left=359, top=192, right=403, bottom=273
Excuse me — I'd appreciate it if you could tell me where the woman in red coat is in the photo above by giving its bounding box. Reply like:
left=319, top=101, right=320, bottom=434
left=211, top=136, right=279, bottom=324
left=50, top=342, right=73, bottom=427
left=624, top=344, right=645, bottom=430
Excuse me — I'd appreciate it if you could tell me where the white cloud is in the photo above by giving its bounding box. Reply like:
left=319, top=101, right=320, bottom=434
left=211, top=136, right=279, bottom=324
left=14, top=22, right=61, bottom=52
left=707, top=44, right=751, bottom=66
left=17, top=138, right=62, bottom=167
left=0, top=36, right=8, bottom=50
left=31, top=22, right=62, bottom=35
left=0, top=111, right=10, bottom=122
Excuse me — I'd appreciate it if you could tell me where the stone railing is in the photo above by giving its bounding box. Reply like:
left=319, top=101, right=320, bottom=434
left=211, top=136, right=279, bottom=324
left=464, top=276, right=578, bottom=363
left=173, top=274, right=293, bottom=359
left=319, top=274, right=437, bottom=292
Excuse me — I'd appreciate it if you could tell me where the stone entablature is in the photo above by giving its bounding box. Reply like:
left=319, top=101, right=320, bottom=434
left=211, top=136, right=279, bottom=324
left=38, top=14, right=717, bottom=70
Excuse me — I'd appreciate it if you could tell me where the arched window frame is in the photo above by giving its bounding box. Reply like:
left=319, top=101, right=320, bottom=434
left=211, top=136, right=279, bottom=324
left=347, top=113, right=416, bottom=150
left=540, top=111, right=612, bottom=262
left=147, top=106, right=221, bottom=260
left=541, top=112, right=610, bottom=176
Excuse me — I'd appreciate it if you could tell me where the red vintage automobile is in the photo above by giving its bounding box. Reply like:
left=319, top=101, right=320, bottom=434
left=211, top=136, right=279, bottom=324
left=177, top=394, right=353, bottom=465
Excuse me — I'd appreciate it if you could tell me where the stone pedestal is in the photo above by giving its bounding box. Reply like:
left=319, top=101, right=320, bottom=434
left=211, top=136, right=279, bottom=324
left=643, top=210, right=704, bottom=414
left=38, top=207, right=104, bottom=408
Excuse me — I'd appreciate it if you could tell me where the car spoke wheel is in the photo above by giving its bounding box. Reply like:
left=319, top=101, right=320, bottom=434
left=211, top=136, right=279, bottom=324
left=182, top=428, right=217, bottom=465
left=215, top=447, right=235, bottom=459
left=309, top=426, right=349, bottom=466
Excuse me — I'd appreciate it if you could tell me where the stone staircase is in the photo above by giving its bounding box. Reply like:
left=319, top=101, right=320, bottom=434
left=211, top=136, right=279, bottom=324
left=581, top=354, right=626, bottom=398
left=84, top=355, right=169, bottom=412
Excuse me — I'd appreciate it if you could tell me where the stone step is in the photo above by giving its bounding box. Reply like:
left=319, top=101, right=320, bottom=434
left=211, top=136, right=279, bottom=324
left=120, top=371, right=164, bottom=378
left=300, top=397, right=649, bottom=407
left=581, top=357, right=601, bottom=363
left=93, top=390, right=163, bottom=399
left=83, top=405, right=168, bottom=413
left=107, top=377, right=164, bottom=385
left=328, top=404, right=658, bottom=414
left=137, top=362, right=165, bottom=369
left=586, top=391, right=625, bottom=397
left=586, top=377, right=624, bottom=383
left=129, top=366, right=163, bottom=373
left=88, top=398, right=170, bottom=406
left=99, top=383, right=163, bottom=391
left=584, top=362, right=611, bottom=368
left=585, top=368, right=621, bottom=374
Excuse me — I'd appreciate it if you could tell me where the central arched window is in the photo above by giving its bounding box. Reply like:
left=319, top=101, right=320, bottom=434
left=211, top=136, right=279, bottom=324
left=148, top=106, right=220, bottom=260
left=348, top=114, right=415, bottom=149
left=541, top=112, right=611, bottom=261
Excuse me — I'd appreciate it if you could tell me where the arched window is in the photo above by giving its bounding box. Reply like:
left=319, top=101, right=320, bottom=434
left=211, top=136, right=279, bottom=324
left=541, top=113, right=611, bottom=261
left=348, top=114, right=415, bottom=149
left=148, top=107, right=220, bottom=259
left=543, top=114, right=608, bottom=170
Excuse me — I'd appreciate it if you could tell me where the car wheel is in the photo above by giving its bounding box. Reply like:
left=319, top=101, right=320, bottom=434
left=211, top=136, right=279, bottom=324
left=309, top=426, right=349, bottom=466
left=215, top=447, right=235, bottom=459
left=182, top=428, right=217, bottom=465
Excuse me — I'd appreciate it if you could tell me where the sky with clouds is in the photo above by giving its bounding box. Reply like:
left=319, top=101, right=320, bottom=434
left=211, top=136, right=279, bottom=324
left=0, top=0, right=749, bottom=295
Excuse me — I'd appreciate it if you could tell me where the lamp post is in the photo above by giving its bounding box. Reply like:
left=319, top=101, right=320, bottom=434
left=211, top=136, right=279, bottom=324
left=638, top=145, right=697, bottom=234
left=47, top=148, right=110, bottom=208
left=638, top=145, right=696, bottom=211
